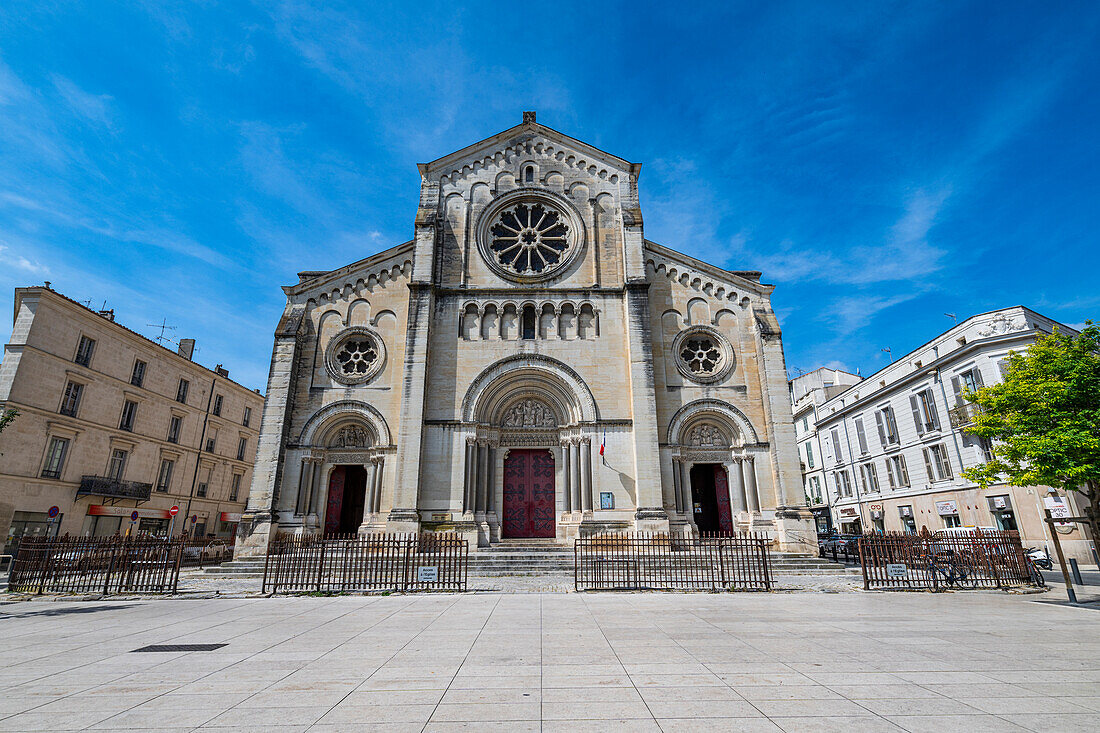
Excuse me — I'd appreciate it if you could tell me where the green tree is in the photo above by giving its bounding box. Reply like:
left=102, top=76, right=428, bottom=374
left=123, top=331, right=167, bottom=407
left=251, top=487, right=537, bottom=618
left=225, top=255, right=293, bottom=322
left=962, top=324, right=1100, bottom=559
left=0, top=407, right=18, bottom=435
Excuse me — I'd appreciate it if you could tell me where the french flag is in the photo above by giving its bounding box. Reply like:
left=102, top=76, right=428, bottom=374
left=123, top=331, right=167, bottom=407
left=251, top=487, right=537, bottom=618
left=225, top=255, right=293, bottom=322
left=599, top=433, right=606, bottom=457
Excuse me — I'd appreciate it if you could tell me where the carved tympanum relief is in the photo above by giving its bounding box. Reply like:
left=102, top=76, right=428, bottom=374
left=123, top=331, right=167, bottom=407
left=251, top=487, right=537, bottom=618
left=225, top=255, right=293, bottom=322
left=687, top=424, right=727, bottom=447
left=330, top=425, right=371, bottom=448
left=501, top=399, right=558, bottom=428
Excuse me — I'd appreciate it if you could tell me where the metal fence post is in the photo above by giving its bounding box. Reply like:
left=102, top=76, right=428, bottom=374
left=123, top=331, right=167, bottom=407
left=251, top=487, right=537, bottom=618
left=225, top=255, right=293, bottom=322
left=316, top=539, right=326, bottom=593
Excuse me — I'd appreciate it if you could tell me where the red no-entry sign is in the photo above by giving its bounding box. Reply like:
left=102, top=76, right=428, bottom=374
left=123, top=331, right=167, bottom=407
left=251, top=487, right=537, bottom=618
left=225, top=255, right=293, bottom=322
left=168, top=505, right=179, bottom=517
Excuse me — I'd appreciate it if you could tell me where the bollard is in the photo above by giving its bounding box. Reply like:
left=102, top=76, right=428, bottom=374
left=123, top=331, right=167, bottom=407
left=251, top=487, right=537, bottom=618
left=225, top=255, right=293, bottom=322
left=1069, top=558, right=1084, bottom=586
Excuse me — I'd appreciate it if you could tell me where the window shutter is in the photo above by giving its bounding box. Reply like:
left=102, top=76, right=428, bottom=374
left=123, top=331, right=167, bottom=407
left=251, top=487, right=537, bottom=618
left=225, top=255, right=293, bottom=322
left=910, top=395, right=924, bottom=435
left=831, top=428, right=841, bottom=461
left=886, top=407, right=898, bottom=442
left=974, top=368, right=985, bottom=387
left=874, top=410, right=887, bottom=444
left=898, top=456, right=910, bottom=486
left=855, top=418, right=868, bottom=453
left=950, top=376, right=963, bottom=407
left=926, top=391, right=940, bottom=430
left=885, top=459, right=896, bottom=489
left=998, top=359, right=1009, bottom=378
left=936, top=446, right=953, bottom=480
left=806, top=442, right=814, bottom=468
left=922, top=448, right=935, bottom=482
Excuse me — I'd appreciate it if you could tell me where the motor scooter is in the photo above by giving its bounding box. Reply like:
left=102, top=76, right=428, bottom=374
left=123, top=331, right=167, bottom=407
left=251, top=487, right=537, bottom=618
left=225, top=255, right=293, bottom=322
left=1026, top=546, right=1053, bottom=571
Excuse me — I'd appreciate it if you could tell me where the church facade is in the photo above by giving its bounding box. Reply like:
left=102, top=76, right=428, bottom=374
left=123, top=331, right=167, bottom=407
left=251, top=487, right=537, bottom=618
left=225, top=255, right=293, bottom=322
left=236, top=114, right=815, bottom=556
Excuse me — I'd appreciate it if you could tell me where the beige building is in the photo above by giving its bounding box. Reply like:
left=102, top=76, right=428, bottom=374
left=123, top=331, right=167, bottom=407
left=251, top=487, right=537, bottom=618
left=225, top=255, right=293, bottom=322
left=0, top=286, right=265, bottom=553
left=237, top=113, right=814, bottom=557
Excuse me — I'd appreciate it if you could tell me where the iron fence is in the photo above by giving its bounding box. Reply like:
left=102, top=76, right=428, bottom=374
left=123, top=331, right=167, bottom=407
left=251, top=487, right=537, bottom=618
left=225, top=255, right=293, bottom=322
left=859, top=529, right=1035, bottom=590
left=262, top=533, right=468, bottom=593
left=8, top=535, right=183, bottom=594
left=574, top=532, right=773, bottom=591
left=180, top=538, right=233, bottom=569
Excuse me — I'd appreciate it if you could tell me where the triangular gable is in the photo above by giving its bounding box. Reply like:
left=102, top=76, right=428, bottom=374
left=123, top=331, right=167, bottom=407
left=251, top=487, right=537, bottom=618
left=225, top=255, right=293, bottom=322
left=644, top=240, right=773, bottom=298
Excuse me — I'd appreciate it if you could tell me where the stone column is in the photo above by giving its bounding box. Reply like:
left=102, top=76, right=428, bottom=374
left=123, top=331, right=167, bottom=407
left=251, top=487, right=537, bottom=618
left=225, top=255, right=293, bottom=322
left=743, top=456, right=760, bottom=512
left=486, top=447, right=496, bottom=513
left=580, top=437, right=593, bottom=513
left=311, top=465, right=328, bottom=523
left=373, top=457, right=384, bottom=514
left=463, top=439, right=476, bottom=515
left=570, top=440, right=582, bottom=515
left=476, top=442, right=489, bottom=514
left=679, top=461, right=692, bottom=517
left=671, top=459, right=683, bottom=514
left=561, top=442, right=573, bottom=513
left=295, top=458, right=309, bottom=515
left=365, top=460, right=379, bottom=517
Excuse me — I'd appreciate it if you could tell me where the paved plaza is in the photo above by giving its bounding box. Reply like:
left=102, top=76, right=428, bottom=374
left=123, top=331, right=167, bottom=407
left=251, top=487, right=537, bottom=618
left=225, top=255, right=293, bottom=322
left=1, top=591, right=1098, bottom=732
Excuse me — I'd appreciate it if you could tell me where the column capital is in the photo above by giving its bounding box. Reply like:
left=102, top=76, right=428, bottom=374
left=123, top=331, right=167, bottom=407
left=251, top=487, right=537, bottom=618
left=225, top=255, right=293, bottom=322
left=580, top=436, right=591, bottom=446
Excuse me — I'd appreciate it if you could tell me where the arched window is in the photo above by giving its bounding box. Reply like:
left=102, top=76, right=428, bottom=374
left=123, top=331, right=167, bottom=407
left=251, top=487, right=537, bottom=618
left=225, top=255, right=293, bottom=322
left=524, top=166, right=534, bottom=183
left=521, top=305, right=537, bottom=340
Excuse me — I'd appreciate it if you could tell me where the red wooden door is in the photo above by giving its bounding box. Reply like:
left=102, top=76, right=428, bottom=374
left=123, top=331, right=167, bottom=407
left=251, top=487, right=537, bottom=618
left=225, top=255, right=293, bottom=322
left=714, top=465, right=734, bottom=534
left=502, top=449, right=556, bottom=538
left=324, top=467, right=346, bottom=535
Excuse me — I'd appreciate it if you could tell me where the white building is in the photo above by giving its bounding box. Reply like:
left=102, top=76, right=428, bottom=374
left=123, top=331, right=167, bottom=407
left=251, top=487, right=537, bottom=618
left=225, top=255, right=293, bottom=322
left=789, top=368, right=862, bottom=533
left=814, top=306, right=1093, bottom=562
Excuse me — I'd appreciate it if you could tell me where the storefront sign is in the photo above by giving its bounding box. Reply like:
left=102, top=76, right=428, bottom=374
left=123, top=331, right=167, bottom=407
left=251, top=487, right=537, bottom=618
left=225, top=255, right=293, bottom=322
left=935, top=500, right=958, bottom=516
left=87, top=505, right=171, bottom=519
left=992, top=496, right=1008, bottom=510
left=899, top=506, right=912, bottom=517
left=219, top=512, right=242, bottom=523
left=869, top=503, right=883, bottom=512
left=839, top=507, right=858, bottom=517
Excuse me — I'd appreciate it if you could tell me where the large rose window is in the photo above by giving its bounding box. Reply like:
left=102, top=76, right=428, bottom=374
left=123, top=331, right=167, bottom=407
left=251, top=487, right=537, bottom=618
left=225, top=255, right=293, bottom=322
left=477, top=192, right=583, bottom=282
left=672, top=326, right=735, bottom=384
left=489, top=202, right=570, bottom=275
left=325, top=327, right=386, bottom=385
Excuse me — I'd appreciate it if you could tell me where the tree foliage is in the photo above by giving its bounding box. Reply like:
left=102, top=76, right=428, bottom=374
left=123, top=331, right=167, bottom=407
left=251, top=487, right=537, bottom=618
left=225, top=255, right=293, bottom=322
left=0, top=407, right=18, bottom=435
left=962, top=323, right=1100, bottom=553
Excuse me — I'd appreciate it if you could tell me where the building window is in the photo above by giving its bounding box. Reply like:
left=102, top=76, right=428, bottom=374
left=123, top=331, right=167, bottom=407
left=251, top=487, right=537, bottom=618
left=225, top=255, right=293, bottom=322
left=156, top=459, right=174, bottom=492
left=886, top=455, right=910, bottom=489
left=59, top=381, right=83, bottom=417
left=943, top=514, right=961, bottom=528
left=859, top=463, right=880, bottom=493
left=41, top=437, right=70, bottom=479
left=167, top=415, right=182, bottom=444
left=923, top=443, right=953, bottom=482
left=489, top=200, right=572, bottom=277
left=875, top=406, right=899, bottom=446
left=196, top=482, right=207, bottom=498
left=830, top=428, right=842, bottom=464
left=236, top=437, right=248, bottom=461
left=854, top=417, right=868, bottom=454
left=230, top=474, right=241, bottom=502
left=833, top=469, right=853, bottom=498
left=130, top=360, right=146, bottom=388
left=243, top=406, right=252, bottom=428
left=801, top=417, right=809, bottom=432
left=950, top=368, right=984, bottom=407
left=328, top=330, right=384, bottom=384
left=521, top=305, right=537, bottom=340
left=205, top=429, right=217, bottom=453
left=176, top=378, right=189, bottom=404
left=805, top=441, right=815, bottom=469
left=213, top=394, right=223, bottom=416
left=910, top=389, right=940, bottom=435
left=74, top=335, right=95, bottom=366
left=810, top=476, right=822, bottom=503
left=107, top=449, right=128, bottom=481
left=194, top=521, right=206, bottom=537
left=524, top=165, right=534, bottom=183
left=119, top=400, right=138, bottom=432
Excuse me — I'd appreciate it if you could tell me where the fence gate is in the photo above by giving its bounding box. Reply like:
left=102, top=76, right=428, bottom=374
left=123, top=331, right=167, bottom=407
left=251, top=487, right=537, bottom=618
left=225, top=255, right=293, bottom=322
left=263, top=533, right=468, bottom=593
left=859, top=529, right=1034, bottom=590
left=8, top=536, right=183, bottom=594
left=574, top=532, right=772, bottom=591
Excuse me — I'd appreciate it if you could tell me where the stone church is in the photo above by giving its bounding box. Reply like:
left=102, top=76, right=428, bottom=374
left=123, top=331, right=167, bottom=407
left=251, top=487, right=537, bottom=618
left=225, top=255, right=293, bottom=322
left=236, top=113, right=815, bottom=556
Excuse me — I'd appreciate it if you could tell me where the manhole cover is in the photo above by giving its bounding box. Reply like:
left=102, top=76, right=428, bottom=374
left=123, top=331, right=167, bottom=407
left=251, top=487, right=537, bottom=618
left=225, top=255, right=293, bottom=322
left=131, top=644, right=227, bottom=652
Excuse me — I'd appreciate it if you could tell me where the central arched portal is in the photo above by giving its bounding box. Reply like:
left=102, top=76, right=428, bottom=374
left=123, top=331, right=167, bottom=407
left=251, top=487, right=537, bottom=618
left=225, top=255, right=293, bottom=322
left=501, top=449, right=556, bottom=538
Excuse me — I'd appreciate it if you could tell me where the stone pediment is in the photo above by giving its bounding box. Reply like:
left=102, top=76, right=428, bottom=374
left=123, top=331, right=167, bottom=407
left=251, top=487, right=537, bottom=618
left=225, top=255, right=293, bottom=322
left=421, top=116, right=636, bottom=188
left=644, top=241, right=772, bottom=308
left=286, top=241, right=415, bottom=303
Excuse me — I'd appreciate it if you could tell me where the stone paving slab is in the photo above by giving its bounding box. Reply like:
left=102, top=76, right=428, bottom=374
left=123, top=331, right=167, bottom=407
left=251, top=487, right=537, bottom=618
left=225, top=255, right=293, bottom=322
left=1, top=591, right=1098, bottom=731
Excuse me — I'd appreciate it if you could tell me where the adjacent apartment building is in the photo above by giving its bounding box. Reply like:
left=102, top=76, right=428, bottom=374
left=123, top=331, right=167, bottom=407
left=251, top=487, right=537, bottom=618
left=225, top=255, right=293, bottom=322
left=815, top=306, right=1093, bottom=562
left=0, top=286, right=265, bottom=555
left=789, top=367, right=862, bottom=533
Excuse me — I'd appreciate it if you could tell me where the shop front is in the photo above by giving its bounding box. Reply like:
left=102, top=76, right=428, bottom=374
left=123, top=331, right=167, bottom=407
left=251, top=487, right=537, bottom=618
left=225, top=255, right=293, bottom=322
left=837, top=506, right=861, bottom=534
left=219, top=512, right=241, bottom=542
left=81, top=505, right=172, bottom=537
left=4, top=511, right=62, bottom=556
left=936, top=500, right=961, bottom=528
left=810, top=506, right=832, bottom=534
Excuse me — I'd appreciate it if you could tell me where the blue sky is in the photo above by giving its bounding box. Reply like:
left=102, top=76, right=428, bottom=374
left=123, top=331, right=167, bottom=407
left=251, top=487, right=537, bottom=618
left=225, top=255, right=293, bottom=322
left=1, top=1, right=1098, bottom=391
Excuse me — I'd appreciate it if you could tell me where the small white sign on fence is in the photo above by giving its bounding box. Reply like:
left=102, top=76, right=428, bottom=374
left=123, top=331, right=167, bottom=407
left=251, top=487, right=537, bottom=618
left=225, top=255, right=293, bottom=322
left=417, top=566, right=439, bottom=583
left=886, top=563, right=907, bottom=578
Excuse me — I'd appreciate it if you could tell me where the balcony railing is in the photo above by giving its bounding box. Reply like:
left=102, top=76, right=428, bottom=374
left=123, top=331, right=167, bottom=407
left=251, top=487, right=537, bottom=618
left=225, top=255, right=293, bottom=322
left=77, top=475, right=153, bottom=502
left=948, top=403, right=982, bottom=429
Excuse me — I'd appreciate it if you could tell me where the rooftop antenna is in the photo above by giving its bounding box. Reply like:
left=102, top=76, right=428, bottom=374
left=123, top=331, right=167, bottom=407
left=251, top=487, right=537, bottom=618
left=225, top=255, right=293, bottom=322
left=945, top=312, right=957, bottom=325
left=147, top=318, right=177, bottom=345
left=881, top=347, right=893, bottom=363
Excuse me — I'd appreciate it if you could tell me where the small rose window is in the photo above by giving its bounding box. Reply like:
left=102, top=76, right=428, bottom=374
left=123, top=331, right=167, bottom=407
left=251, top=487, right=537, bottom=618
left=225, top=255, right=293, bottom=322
left=325, top=328, right=386, bottom=385
left=673, top=326, right=734, bottom=384
left=680, top=336, right=722, bottom=376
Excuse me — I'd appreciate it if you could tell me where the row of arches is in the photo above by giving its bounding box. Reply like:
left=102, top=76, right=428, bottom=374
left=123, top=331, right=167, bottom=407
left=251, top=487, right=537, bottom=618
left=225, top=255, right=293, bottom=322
left=461, top=301, right=599, bottom=342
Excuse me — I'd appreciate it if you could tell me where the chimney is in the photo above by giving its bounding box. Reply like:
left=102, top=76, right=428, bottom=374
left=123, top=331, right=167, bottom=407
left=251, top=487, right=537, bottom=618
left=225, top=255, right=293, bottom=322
left=215, top=364, right=230, bottom=378
left=97, top=309, right=115, bottom=322
left=178, top=338, right=195, bottom=360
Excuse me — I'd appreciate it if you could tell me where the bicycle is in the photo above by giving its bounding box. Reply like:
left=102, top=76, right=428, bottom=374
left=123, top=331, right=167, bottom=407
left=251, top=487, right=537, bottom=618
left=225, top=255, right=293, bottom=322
left=1024, top=556, right=1047, bottom=588
left=926, top=550, right=978, bottom=590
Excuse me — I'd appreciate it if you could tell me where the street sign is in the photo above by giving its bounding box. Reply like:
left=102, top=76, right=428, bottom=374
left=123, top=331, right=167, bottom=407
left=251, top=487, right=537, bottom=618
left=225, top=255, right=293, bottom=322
left=1044, top=496, right=1072, bottom=526
left=191, top=515, right=197, bottom=524
left=47, top=506, right=60, bottom=518
left=886, top=563, right=907, bottom=578
left=130, top=511, right=139, bottom=522
left=169, top=505, right=179, bottom=516
left=417, top=566, right=438, bottom=583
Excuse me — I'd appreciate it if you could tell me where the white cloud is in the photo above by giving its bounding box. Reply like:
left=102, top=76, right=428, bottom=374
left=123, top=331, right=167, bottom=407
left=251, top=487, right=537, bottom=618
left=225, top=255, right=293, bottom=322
left=0, top=242, right=50, bottom=275
left=51, top=75, right=115, bottom=128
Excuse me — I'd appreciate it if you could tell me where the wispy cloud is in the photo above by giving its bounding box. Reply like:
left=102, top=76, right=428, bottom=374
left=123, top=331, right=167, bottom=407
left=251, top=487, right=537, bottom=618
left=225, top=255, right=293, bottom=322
left=0, top=242, right=50, bottom=275
left=51, top=75, right=115, bottom=128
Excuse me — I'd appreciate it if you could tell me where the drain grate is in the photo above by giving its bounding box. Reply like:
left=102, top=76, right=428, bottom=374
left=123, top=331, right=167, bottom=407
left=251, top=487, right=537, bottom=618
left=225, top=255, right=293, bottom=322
left=131, top=644, right=227, bottom=652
